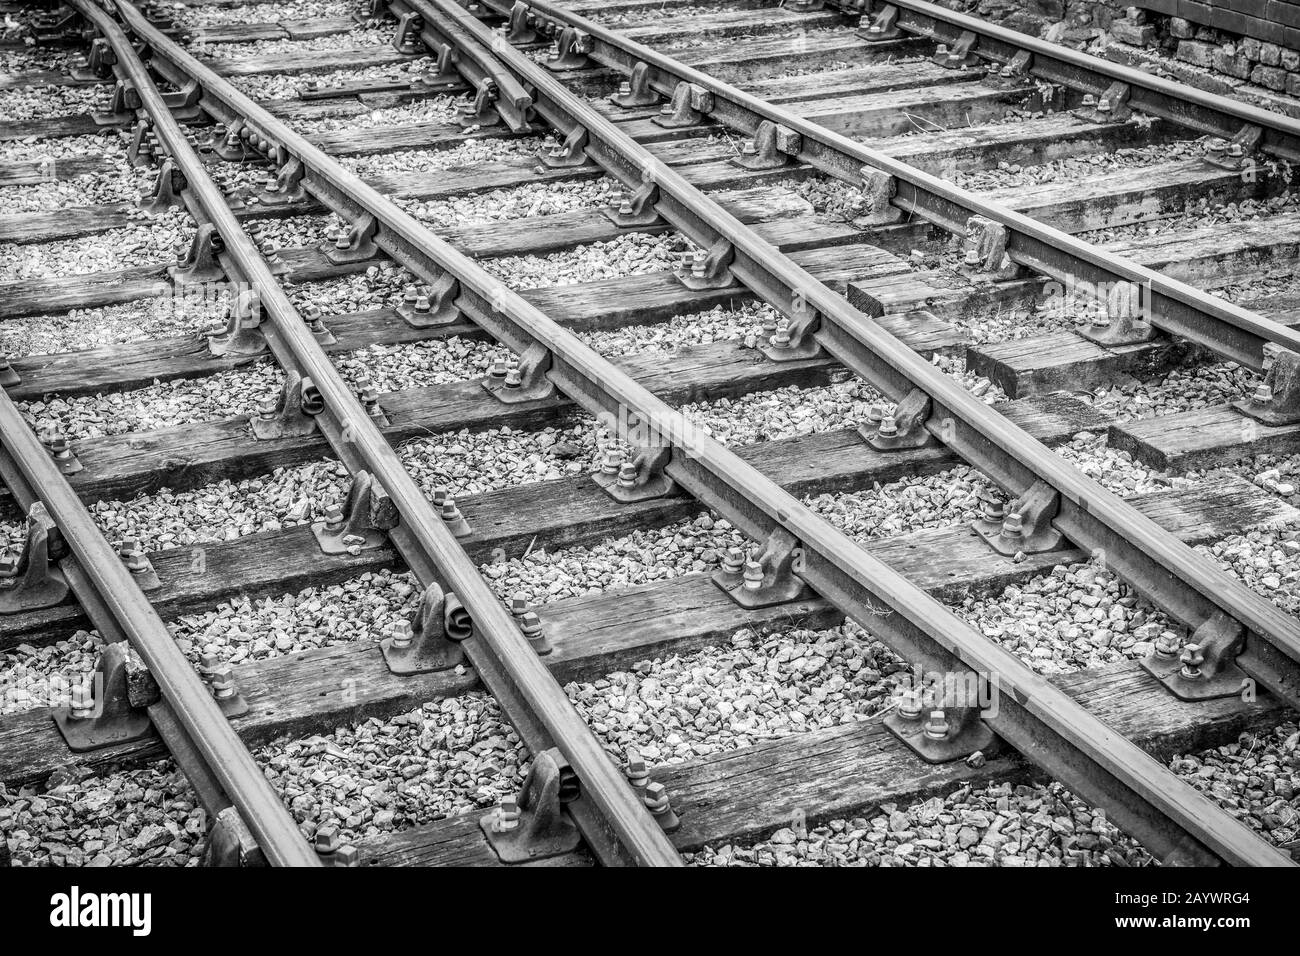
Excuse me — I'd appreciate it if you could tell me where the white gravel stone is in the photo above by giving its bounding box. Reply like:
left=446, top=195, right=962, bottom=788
left=0, top=131, right=126, bottom=166
left=485, top=232, right=686, bottom=290
left=689, top=780, right=1152, bottom=867
left=0, top=294, right=226, bottom=358
left=0, top=83, right=106, bottom=122
left=228, top=57, right=433, bottom=102
left=293, top=96, right=460, bottom=136
left=0, top=166, right=150, bottom=214
left=953, top=140, right=1203, bottom=192
left=189, top=30, right=393, bottom=64
left=0, top=212, right=194, bottom=282
left=339, top=137, right=542, bottom=176
left=171, top=0, right=355, bottom=28
left=1087, top=362, right=1261, bottom=422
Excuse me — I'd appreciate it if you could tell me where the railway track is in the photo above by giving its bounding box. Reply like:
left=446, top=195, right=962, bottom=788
left=0, top=0, right=1298, bottom=868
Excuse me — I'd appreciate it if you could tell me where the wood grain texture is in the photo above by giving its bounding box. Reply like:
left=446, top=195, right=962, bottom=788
left=1109, top=403, right=1300, bottom=471
left=1, top=474, right=1285, bottom=791
left=0, top=393, right=1099, bottom=651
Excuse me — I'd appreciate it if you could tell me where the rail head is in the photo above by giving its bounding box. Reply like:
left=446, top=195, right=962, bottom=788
left=476, top=0, right=1300, bottom=370
left=85, top=0, right=1300, bottom=866
left=90, top=0, right=682, bottom=868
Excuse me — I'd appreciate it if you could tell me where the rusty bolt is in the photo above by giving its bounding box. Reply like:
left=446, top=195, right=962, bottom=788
left=721, top=547, right=745, bottom=575
left=1179, top=642, right=1205, bottom=680
left=323, top=503, right=345, bottom=531
left=617, top=461, right=638, bottom=489
left=742, top=558, right=765, bottom=591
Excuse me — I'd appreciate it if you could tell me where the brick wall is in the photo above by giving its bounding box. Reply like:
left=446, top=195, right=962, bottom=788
left=1134, top=0, right=1300, bottom=50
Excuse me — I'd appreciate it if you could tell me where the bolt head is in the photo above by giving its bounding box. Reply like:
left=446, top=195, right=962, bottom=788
left=315, top=824, right=341, bottom=854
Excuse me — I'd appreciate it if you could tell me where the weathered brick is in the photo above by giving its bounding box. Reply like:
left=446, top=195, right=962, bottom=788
left=1110, top=19, right=1155, bottom=45
left=1242, top=37, right=1263, bottom=60
left=1287, top=71, right=1300, bottom=96
left=1213, top=48, right=1254, bottom=79
left=1281, top=49, right=1300, bottom=72
left=1169, top=16, right=1194, bottom=39
left=1260, top=42, right=1283, bottom=66
left=1252, top=63, right=1288, bottom=89
left=1176, top=39, right=1216, bottom=67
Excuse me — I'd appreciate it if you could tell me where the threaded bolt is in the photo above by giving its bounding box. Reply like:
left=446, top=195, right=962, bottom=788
left=441, top=498, right=465, bottom=525
left=644, top=781, right=676, bottom=824
left=1179, top=642, right=1205, bottom=680
left=625, top=748, right=649, bottom=790
left=414, top=294, right=431, bottom=314
left=924, top=709, right=950, bottom=740
left=617, top=461, right=638, bottom=488
left=209, top=663, right=236, bottom=701
left=520, top=610, right=550, bottom=654
left=1000, top=511, right=1024, bottom=538
left=323, top=503, right=345, bottom=532
left=494, top=795, right=521, bottom=832
left=979, top=493, right=1004, bottom=522
left=769, top=319, right=792, bottom=350
left=1252, top=384, right=1274, bottom=406
left=690, top=249, right=708, bottom=278
left=510, top=593, right=530, bottom=617
left=1154, top=630, right=1181, bottom=659
left=617, top=81, right=631, bottom=96
left=877, top=415, right=898, bottom=439
left=742, top=558, right=765, bottom=591
left=897, top=686, right=923, bottom=721
left=600, top=447, right=624, bottom=476
left=504, top=366, right=523, bottom=388
left=721, top=547, right=745, bottom=575
left=315, top=824, right=341, bottom=855
left=69, top=681, right=95, bottom=720
left=388, top=619, right=414, bottom=650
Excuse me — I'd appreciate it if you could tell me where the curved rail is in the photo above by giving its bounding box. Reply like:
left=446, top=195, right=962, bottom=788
left=476, top=0, right=1300, bottom=372
left=858, top=0, right=1300, bottom=163
left=96, top=0, right=1296, bottom=864
left=77, top=0, right=682, bottom=868
left=0, top=377, right=318, bottom=867
left=447, top=0, right=1300, bottom=716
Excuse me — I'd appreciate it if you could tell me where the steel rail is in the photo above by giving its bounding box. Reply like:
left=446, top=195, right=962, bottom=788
left=0, top=381, right=319, bottom=867
left=848, top=0, right=1300, bottom=164
left=400, top=0, right=535, bottom=130
left=82, top=0, right=682, bottom=868
left=470, top=0, right=1300, bottom=373
left=101, top=0, right=1292, bottom=866
left=429, top=0, right=1300, bottom=720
